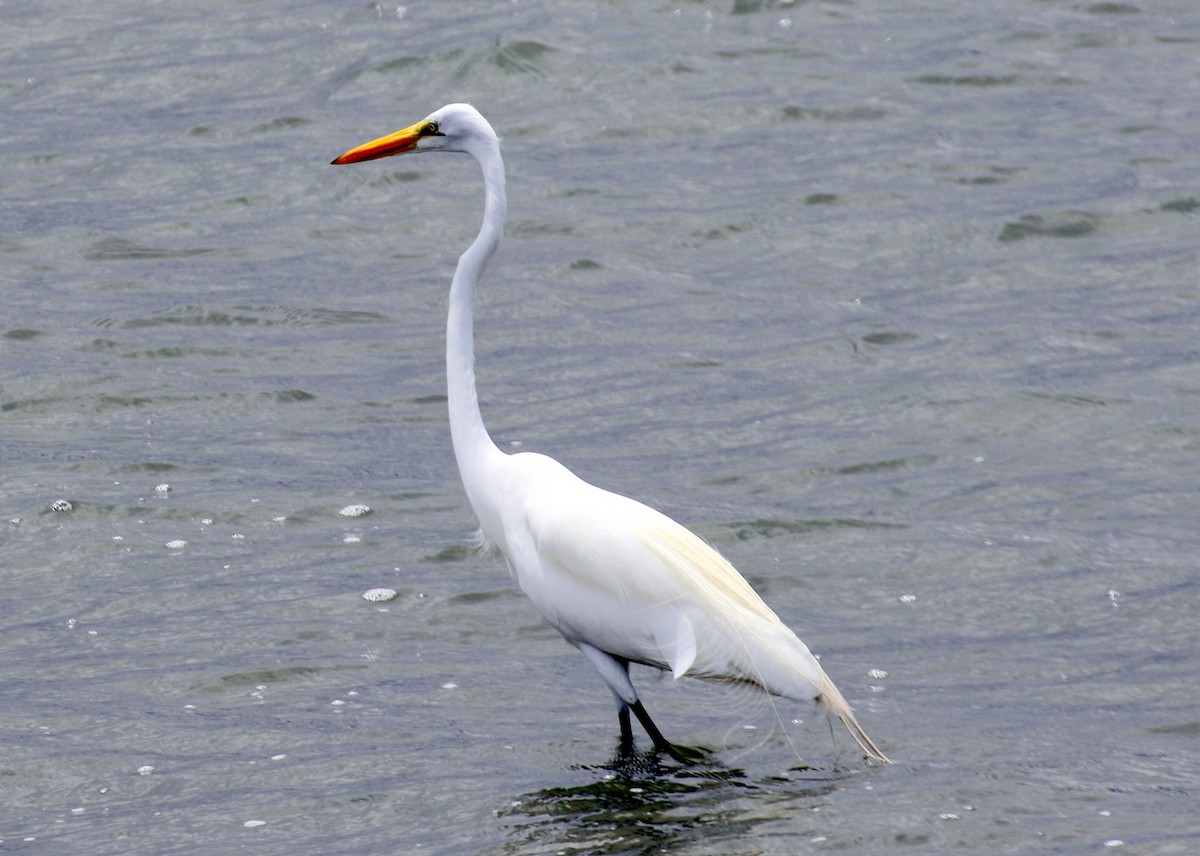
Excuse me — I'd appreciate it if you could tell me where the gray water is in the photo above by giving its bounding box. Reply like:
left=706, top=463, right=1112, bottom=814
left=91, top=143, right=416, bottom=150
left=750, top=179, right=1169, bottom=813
left=3, top=1, right=1199, bottom=853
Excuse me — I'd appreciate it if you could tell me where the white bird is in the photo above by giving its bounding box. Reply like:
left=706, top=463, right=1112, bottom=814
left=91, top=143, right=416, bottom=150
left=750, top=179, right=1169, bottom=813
left=332, top=104, right=889, bottom=765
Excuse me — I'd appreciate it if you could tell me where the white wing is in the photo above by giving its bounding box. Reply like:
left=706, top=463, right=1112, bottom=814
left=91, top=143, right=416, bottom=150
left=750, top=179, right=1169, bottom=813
left=495, top=452, right=828, bottom=700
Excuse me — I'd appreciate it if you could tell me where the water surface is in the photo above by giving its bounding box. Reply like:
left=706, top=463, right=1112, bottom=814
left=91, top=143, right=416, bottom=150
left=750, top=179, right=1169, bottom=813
left=3, top=1, right=1199, bottom=853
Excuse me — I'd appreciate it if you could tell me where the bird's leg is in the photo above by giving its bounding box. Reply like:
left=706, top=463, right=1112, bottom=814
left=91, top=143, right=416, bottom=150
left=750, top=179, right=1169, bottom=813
left=613, top=658, right=635, bottom=755
left=577, top=643, right=691, bottom=763
left=618, top=703, right=634, bottom=756
left=629, top=699, right=691, bottom=765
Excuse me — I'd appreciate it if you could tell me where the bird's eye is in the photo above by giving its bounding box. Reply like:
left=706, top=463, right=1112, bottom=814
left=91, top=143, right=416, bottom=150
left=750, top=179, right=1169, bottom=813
left=425, top=121, right=442, bottom=136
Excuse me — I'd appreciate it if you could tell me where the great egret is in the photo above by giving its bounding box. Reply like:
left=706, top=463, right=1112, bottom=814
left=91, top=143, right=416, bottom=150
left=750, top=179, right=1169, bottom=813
left=332, top=103, right=889, bottom=765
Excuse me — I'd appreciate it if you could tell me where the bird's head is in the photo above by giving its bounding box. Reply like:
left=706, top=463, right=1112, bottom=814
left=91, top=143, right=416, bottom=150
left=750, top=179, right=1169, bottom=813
left=331, top=103, right=498, bottom=165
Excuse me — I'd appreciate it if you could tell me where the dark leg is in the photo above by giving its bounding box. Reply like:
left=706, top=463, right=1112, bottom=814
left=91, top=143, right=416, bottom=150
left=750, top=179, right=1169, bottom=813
left=576, top=643, right=693, bottom=763
left=618, top=704, right=634, bottom=756
left=629, top=699, right=691, bottom=764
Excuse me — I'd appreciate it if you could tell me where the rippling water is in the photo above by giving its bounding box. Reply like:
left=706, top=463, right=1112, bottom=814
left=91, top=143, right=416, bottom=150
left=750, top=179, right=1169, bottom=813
left=3, top=1, right=1199, bottom=853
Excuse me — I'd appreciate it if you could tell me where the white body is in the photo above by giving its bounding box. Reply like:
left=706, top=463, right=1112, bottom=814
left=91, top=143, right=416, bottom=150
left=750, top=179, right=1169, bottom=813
left=489, top=451, right=829, bottom=699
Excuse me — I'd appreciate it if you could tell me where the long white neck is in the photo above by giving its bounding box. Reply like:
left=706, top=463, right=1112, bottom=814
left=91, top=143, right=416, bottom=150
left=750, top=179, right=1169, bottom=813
left=446, top=141, right=508, bottom=537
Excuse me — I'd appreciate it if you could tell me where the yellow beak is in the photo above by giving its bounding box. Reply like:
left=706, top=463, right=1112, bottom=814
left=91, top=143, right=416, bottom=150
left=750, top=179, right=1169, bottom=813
left=331, top=119, right=434, bottom=165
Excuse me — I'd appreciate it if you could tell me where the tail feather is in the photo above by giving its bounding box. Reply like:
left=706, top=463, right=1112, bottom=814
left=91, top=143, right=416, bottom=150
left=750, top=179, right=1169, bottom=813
left=817, top=679, right=891, bottom=764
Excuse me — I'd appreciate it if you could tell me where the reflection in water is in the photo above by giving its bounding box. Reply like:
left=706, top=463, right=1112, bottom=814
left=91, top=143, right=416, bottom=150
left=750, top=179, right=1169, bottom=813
left=500, top=750, right=848, bottom=855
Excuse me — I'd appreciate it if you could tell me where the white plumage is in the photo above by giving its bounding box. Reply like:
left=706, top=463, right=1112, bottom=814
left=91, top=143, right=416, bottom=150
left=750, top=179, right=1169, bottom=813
left=332, top=103, right=889, bottom=765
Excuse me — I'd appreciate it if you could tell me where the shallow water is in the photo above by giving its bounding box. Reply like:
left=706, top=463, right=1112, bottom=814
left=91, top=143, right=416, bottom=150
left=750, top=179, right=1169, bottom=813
left=3, top=1, right=1199, bottom=853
